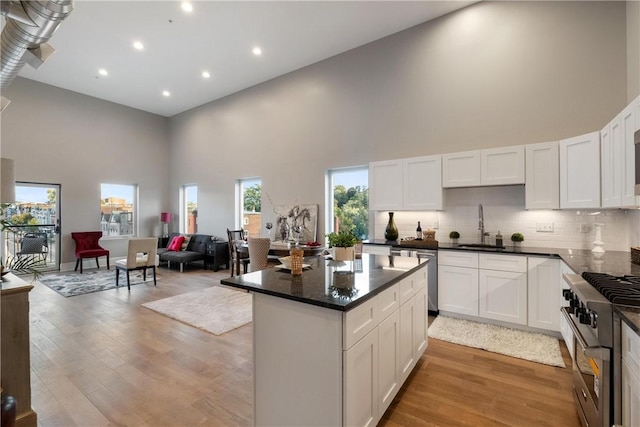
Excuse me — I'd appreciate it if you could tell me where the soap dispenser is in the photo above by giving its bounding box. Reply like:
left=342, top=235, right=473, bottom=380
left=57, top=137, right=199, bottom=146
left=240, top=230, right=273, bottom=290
left=496, top=231, right=503, bottom=247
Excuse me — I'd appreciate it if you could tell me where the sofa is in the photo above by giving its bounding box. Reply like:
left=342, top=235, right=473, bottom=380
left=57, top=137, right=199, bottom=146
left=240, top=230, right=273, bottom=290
left=158, top=233, right=211, bottom=272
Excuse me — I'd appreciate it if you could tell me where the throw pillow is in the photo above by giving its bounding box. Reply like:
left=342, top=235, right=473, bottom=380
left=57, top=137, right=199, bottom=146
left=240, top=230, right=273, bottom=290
left=167, top=235, right=185, bottom=251
left=181, top=235, right=191, bottom=251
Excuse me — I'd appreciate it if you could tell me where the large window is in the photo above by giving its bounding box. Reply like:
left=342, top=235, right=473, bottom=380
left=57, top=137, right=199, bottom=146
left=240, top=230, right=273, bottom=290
left=327, top=167, right=369, bottom=240
left=100, top=183, right=136, bottom=237
left=239, top=178, right=261, bottom=237
left=182, top=184, right=198, bottom=233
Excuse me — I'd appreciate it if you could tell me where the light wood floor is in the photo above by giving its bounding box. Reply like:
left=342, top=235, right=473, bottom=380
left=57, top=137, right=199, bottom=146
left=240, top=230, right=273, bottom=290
left=27, top=265, right=580, bottom=427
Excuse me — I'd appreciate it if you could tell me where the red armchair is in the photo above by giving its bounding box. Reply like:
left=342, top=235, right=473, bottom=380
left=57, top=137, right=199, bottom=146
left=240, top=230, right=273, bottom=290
left=71, top=231, right=110, bottom=273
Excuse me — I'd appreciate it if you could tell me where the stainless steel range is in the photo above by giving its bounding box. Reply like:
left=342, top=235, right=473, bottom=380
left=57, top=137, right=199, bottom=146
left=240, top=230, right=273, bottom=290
left=562, top=272, right=640, bottom=427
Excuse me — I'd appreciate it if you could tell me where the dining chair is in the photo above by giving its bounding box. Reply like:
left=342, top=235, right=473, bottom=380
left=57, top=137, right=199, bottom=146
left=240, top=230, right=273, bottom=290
left=115, top=238, right=158, bottom=290
left=71, top=231, right=110, bottom=273
left=16, top=233, right=48, bottom=265
left=248, top=237, right=271, bottom=272
left=227, top=228, right=250, bottom=276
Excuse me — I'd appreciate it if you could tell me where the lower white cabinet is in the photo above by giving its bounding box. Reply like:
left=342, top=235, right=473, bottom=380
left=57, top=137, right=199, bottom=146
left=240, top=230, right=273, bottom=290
left=621, top=321, right=640, bottom=427
left=438, top=264, right=479, bottom=316
left=344, top=328, right=379, bottom=427
left=559, top=261, right=575, bottom=359
left=479, top=269, right=527, bottom=325
left=527, top=257, right=561, bottom=332
left=378, top=310, right=400, bottom=416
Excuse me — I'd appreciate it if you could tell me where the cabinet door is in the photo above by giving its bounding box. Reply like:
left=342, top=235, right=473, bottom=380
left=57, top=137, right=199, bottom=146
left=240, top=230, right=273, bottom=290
left=600, top=122, right=622, bottom=208
left=559, top=262, right=575, bottom=360
left=399, top=297, right=416, bottom=382
left=620, top=101, right=638, bottom=207
left=369, top=160, right=403, bottom=210
left=478, top=269, right=527, bottom=325
left=525, top=141, right=560, bottom=209
left=403, top=155, right=442, bottom=210
left=344, top=329, right=379, bottom=427
left=378, top=311, right=400, bottom=417
left=559, top=132, right=601, bottom=209
left=438, top=265, right=479, bottom=316
left=413, top=287, right=428, bottom=358
left=442, top=150, right=481, bottom=188
left=480, top=145, right=525, bottom=185
left=621, top=359, right=640, bottom=427
left=527, top=257, right=561, bottom=332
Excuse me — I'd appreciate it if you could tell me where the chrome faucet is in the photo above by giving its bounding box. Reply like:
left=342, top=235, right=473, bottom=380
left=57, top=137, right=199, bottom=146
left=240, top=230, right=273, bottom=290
left=478, top=203, right=489, bottom=243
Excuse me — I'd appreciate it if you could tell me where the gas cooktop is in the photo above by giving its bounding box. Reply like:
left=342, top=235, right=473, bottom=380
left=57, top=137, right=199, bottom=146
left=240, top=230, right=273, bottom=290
left=581, top=272, right=640, bottom=307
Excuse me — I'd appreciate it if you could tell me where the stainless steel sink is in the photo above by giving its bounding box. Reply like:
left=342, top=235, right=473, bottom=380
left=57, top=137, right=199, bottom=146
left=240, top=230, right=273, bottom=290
left=457, top=243, right=505, bottom=250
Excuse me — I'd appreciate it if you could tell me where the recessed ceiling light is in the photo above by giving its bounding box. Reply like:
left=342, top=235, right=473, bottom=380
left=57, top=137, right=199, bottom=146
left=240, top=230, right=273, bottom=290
left=98, top=68, right=108, bottom=76
left=133, top=41, right=144, bottom=51
left=162, top=90, right=171, bottom=97
left=252, top=46, right=262, bottom=56
left=202, top=71, right=211, bottom=79
left=181, top=2, right=193, bottom=13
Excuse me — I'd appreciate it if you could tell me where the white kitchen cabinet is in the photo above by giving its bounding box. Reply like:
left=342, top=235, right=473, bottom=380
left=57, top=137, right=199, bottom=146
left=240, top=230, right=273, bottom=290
left=344, top=328, right=378, bottom=427
left=479, top=268, right=527, bottom=325
left=442, top=150, right=481, bottom=188
left=621, top=321, right=640, bottom=427
left=369, top=160, right=403, bottom=211
left=363, top=244, right=391, bottom=256
left=559, top=131, right=601, bottom=209
left=480, top=145, right=525, bottom=186
left=403, top=155, right=443, bottom=210
left=438, top=250, right=479, bottom=316
left=525, top=141, right=560, bottom=209
left=399, top=295, right=417, bottom=382
left=443, top=146, right=525, bottom=188
left=601, top=99, right=638, bottom=208
left=370, top=156, right=443, bottom=211
left=527, top=257, right=561, bottom=332
left=399, top=268, right=428, bottom=382
left=378, top=310, right=400, bottom=416
left=559, top=262, right=575, bottom=360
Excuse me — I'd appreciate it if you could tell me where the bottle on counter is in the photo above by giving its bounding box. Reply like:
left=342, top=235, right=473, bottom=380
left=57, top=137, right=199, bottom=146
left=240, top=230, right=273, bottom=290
left=416, top=221, right=422, bottom=240
left=496, top=231, right=503, bottom=247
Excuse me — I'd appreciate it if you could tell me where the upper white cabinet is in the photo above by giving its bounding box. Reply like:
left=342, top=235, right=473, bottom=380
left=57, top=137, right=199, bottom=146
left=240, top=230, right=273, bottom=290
left=559, top=131, right=601, bottom=209
left=525, top=141, right=560, bottom=209
left=369, top=155, right=442, bottom=211
left=369, top=160, right=403, bottom=211
left=601, top=98, right=638, bottom=208
left=443, top=146, right=524, bottom=188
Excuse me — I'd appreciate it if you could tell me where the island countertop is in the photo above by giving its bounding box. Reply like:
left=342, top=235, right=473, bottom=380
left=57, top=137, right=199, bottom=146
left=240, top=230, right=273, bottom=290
left=220, top=253, right=428, bottom=311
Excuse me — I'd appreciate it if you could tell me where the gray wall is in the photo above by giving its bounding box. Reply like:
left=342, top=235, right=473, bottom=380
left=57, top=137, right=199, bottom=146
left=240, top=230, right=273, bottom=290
left=169, top=1, right=631, bottom=238
left=1, top=79, right=170, bottom=266
left=629, top=0, right=640, bottom=102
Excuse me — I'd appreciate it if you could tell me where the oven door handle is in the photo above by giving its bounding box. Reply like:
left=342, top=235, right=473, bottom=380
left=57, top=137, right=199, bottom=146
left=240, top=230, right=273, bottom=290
left=560, top=307, right=610, bottom=361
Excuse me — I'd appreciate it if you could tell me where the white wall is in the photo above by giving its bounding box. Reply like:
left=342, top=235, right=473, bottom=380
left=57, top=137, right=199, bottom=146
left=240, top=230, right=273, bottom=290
left=169, top=1, right=629, bottom=240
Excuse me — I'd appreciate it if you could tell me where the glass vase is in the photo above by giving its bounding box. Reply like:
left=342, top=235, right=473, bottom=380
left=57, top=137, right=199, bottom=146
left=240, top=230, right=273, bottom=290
left=384, top=212, right=399, bottom=241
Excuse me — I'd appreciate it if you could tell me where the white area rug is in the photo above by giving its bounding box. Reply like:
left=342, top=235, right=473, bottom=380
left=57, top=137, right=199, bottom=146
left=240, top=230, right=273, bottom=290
left=428, top=316, right=565, bottom=368
left=142, top=286, right=252, bottom=335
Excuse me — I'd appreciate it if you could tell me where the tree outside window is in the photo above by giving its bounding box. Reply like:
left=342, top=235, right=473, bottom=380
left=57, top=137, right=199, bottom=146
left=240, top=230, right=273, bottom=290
left=240, top=179, right=261, bottom=237
left=330, top=168, right=368, bottom=240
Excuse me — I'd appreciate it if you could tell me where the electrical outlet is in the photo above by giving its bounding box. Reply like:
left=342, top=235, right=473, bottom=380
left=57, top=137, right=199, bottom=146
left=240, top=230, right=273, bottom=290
left=536, top=222, right=554, bottom=232
left=580, top=223, right=590, bottom=233
left=433, top=220, right=439, bottom=229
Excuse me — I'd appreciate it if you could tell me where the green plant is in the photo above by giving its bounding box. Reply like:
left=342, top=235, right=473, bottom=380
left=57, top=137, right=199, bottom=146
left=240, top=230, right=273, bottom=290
left=449, top=231, right=460, bottom=239
left=326, top=230, right=358, bottom=248
left=511, top=232, right=524, bottom=242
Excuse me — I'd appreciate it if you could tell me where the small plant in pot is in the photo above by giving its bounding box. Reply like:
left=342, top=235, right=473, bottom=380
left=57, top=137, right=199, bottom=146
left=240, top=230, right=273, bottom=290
left=326, top=230, right=358, bottom=261
left=511, top=232, right=524, bottom=247
left=449, top=231, right=460, bottom=245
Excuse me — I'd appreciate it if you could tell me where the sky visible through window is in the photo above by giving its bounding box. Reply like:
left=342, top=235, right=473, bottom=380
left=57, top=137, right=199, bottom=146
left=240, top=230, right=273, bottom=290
left=334, top=169, right=367, bottom=188
left=15, top=186, right=50, bottom=203
left=101, top=184, right=133, bottom=202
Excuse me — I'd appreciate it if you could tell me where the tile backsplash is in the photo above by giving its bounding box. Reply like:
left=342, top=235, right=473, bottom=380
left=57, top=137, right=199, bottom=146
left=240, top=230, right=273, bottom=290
left=373, top=185, right=640, bottom=252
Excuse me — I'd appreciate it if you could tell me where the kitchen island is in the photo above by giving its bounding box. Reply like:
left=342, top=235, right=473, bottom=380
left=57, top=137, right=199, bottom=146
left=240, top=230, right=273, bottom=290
left=220, top=254, right=428, bottom=427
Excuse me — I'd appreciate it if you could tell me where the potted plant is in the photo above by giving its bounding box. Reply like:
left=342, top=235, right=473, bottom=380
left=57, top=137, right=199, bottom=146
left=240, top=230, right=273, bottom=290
left=449, top=231, right=460, bottom=245
left=326, top=230, right=358, bottom=261
left=511, top=232, right=524, bottom=248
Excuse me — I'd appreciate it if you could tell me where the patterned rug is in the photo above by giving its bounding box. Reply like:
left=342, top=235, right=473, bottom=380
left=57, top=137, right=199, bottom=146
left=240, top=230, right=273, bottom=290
left=428, top=315, right=565, bottom=367
left=39, top=269, right=157, bottom=297
left=142, top=286, right=252, bottom=335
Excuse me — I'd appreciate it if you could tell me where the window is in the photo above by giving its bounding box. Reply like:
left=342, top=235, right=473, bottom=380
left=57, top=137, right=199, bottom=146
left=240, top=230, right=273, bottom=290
left=238, top=178, right=261, bottom=237
left=183, top=184, right=198, bottom=234
left=100, top=183, right=136, bottom=237
left=327, top=167, right=369, bottom=240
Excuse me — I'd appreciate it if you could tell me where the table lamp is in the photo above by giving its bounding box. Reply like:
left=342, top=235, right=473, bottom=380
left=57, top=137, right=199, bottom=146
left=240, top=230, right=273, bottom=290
left=160, top=212, right=171, bottom=238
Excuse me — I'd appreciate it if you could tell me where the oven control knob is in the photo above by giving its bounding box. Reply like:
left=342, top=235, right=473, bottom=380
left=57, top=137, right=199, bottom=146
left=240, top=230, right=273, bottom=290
left=590, top=312, right=598, bottom=328
left=579, top=310, right=591, bottom=325
left=562, top=289, right=573, bottom=301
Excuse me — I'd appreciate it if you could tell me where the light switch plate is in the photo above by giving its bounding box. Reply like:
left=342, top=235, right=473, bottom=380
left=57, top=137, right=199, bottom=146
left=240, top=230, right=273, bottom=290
left=536, top=222, right=554, bottom=232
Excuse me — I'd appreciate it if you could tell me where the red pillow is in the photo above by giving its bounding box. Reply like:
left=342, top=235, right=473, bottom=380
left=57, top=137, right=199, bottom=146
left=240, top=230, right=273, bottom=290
left=167, top=235, right=185, bottom=251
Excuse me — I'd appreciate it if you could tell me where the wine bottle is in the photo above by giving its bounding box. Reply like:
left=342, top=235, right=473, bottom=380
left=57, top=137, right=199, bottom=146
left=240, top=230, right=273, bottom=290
left=416, top=221, right=422, bottom=239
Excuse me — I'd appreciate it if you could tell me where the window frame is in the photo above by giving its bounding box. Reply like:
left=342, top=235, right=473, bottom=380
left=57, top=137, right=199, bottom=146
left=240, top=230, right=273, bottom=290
left=100, top=183, right=138, bottom=238
left=181, top=184, right=198, bottom=234
left=325, top=166, right=369, bottom=239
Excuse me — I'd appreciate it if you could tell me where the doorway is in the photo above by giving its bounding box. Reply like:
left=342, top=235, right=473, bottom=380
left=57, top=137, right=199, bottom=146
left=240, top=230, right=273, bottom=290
left=4, top=182, right=61, bottom=271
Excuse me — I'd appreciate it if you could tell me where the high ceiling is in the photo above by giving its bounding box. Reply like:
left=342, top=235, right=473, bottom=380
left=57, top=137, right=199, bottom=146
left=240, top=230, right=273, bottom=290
left=11, top=1, right=475, bottom=117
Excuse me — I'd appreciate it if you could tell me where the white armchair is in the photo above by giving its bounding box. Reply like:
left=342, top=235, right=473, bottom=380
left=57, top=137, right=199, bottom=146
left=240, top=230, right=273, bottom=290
left=115, top=238, right=158, bottom=290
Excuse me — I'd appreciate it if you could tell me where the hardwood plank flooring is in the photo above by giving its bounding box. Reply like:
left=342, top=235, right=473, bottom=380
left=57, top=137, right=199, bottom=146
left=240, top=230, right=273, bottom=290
left=26, top=265, right=580, bottom=426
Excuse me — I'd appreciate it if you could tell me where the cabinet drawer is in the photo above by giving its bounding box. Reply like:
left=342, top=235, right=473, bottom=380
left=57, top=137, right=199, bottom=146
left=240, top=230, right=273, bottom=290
left=344, top=297, right=378, bottom=350
left=438, top=250, right=479, bottom=268
left=622, top=321, right=640, bottom=374
left=479, top=253, right=527, bottom=273
left=377, top=284, right=400, bottom=322
left=399, top=271, right=423, bottom=305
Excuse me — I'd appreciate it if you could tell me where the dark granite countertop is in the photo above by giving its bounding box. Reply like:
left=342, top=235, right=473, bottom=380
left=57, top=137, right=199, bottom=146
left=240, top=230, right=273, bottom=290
left=615, top=306, right=640, bottom=335
left=220, top=254, right=428, bottom=311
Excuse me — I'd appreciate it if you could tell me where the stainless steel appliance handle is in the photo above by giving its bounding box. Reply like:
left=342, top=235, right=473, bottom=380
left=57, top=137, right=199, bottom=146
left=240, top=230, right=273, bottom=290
left=561, top=307, right=610, bottom=361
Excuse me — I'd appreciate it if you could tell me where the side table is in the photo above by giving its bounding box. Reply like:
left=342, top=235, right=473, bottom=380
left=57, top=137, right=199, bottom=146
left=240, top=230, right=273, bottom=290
left=205, top=241, right=229, bottom=272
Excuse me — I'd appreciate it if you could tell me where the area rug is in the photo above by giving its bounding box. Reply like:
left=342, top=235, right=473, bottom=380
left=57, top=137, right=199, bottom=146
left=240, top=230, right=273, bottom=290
left=39, top=269, right=156, bottom=297
left=428, top=316, right=565, bottom=368
left=141, top=286, right=252, bottom=335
